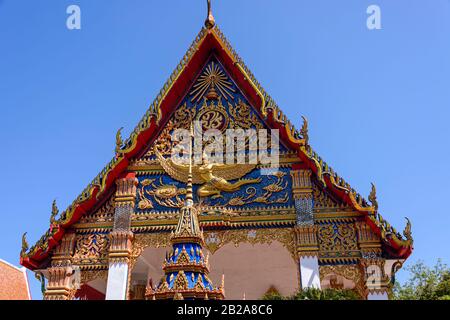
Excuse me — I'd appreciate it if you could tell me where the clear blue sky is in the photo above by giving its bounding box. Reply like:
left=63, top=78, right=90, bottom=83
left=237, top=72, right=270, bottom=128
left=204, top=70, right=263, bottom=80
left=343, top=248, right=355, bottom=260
left=1, top=0, right=449, bottom=299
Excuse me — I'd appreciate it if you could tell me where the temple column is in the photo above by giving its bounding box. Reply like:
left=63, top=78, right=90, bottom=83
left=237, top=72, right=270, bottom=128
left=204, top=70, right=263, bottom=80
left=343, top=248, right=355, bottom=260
left=291, top=169, right=314, bottom=225
left=361, top=257, right=390, bottom=300
left=291, top=169, right=320, bottom=289
left=105, top=175, right=138, bottom=300
left=294, top=226, right=321, bottom=289
left=44, top=232, right=77, bottom=300
left=356, top=221, right=389, bottom=300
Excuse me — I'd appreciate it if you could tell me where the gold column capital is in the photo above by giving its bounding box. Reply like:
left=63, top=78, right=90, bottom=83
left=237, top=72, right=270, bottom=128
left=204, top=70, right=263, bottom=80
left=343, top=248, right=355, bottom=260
left=294, top=225, right=319, bottom=257
left=114, top=176, right=138, bottom=206
left=108, top=230, right=134, bottom=264
left=44, top=264, right=77, bottom=300
left=290, top=169, right=313, bottom=199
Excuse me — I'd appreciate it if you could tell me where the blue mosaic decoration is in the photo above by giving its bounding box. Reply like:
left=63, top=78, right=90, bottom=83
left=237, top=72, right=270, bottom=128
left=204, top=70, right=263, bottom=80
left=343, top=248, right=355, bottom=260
left=164, top=243, right=213, bottom=291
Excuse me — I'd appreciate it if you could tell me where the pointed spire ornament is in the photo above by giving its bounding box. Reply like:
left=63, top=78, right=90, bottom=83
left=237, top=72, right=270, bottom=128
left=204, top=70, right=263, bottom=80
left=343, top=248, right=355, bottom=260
left=205, top=0, right=215, bottom=29
left=146, top=122, right=224, bottom=300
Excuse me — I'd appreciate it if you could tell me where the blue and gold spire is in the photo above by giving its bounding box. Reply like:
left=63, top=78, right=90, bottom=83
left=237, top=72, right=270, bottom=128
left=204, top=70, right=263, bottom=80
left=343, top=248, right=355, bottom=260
left=146, top=123, right=224, bottom=300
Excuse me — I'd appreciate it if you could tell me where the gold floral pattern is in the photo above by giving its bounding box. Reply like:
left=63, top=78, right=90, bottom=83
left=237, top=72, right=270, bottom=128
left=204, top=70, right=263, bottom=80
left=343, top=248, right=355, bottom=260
left=73, top=234, right=109, bottom=264
left=318, top=222, right=358, bottom=253
left=203, top=228, right=296, bottom=259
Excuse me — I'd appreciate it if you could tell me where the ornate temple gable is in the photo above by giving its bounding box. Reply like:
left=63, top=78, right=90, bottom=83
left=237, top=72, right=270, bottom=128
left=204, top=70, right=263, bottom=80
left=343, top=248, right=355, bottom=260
left=78, top=196, right=115, bottom=225
left=138, top=58, right=284, bottom=157
left=21, top=17, right=412, bottom=270
left=312, top=180, right=348, bottom=212
left=72, top=233, right=110, bottom=269
left=317, top=220, right=360, bottom=264
left=129, top=57, right=297, bottom=219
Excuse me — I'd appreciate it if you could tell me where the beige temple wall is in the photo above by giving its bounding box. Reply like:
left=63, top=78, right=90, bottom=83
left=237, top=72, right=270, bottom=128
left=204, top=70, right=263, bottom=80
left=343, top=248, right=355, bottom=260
left=130, top=241, right=298, bottom=300
left=207, top=242, right=298, bottom=299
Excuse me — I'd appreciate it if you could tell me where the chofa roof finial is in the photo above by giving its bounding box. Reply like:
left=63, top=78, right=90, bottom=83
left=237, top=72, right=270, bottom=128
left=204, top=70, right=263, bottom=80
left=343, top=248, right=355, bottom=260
left=369, top=182, right=378, bottom=212
left=205, top=0, right=215, bottom=29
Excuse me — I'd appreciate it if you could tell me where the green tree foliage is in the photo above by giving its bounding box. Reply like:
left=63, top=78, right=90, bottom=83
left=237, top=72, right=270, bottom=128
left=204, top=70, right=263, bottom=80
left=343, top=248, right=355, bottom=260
left=393, top=260, right=450, bottom=300
left=261, top=288, right=360, bottom=300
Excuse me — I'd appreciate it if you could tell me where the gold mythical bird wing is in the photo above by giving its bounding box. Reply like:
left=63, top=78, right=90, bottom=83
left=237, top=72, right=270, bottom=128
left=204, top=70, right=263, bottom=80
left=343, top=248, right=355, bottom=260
left=208, top=162, right=257, bottom=181
left=155, top=149, right=257, bottom=184
left=155, top=149, right=203, bottom=184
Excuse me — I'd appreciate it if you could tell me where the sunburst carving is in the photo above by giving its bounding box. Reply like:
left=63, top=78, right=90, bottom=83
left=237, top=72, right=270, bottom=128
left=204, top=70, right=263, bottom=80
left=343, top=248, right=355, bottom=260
left=190, top=61, right=235, bottom=102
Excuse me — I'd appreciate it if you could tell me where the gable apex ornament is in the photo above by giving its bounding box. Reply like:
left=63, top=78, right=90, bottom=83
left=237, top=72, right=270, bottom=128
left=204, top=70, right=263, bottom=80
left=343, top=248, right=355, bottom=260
left=205, top=0, right=215, bottom=29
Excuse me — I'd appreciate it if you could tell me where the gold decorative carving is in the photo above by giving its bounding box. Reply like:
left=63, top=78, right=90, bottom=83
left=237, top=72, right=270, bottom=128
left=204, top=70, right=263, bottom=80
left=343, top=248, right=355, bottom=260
left=203, top=228, right=296, bottom=259
left=190, top=61, right=235, bottom=103
left=73, top=234, right=109, bottom=264
left=156, top=150, right=260, bottom=199
left=226, top=171, right=288, bottom=206
left=318, top=223, right=358, bottom=253
left=320, top=264, right=365, bottom=298
left=130, top=233, right=172, bottom=268
left=137, top=177, right=186, bottom=209
left=80, top=269, right=108, bottom=284
left=313, top=182, right=346, bottom=209
left=79, top=197, right=115, bottom=224
left=197, top=97, right=229, bottom=131
left=227, top=99, right=263, bottom=130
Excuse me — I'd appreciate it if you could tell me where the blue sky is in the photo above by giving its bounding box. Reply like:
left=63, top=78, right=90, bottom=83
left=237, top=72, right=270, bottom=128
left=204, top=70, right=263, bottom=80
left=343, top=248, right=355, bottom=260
left=1, top=0, right=449, bottom=299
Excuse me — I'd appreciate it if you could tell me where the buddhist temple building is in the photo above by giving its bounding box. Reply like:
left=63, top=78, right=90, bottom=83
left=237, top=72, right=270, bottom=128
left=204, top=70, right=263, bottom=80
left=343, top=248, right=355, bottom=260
left=20, top=1, right=413, bottom=300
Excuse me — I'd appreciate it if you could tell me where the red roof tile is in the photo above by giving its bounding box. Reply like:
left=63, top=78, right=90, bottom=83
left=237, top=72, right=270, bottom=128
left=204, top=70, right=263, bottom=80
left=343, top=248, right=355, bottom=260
left=0, top=259, right=31, bottom=300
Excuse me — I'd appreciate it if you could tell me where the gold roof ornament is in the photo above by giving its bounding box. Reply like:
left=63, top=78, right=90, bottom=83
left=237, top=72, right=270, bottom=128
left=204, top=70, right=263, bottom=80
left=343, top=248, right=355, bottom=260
left=205, top=0, right=215, bottom=29
left=115, top=127, right=124, bottom=154
left=403, top=217, right=413, bottom=243
left=368, top=182, right=378, bottom=212
left=20, top=232, right=29, bottom=257
left=173, top=292, right=184, bottom=300
left=300, top=115, right=309, bottom=148
left=50, top=199, right=59, bottom=224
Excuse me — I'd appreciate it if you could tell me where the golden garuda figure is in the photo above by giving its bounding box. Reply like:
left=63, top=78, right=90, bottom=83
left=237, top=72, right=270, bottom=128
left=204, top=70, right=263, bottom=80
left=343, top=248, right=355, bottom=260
left=155, top=149, right=261, bottom=199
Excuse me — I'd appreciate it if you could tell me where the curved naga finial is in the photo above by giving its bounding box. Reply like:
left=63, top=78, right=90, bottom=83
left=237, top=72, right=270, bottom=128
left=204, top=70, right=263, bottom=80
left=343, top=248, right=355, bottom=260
left=50, top=199, right=59, bottom=224
left=115, top=127, right=124, bottom=153
left=368, top=182, right=378, bottom=212
left=300, top=115, right=309, bottom=148
left=21, top=232, right=29, bottom=257
left=403, top=217, right=413, bottom=243
left=205, top=0, right=215, bottom=29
